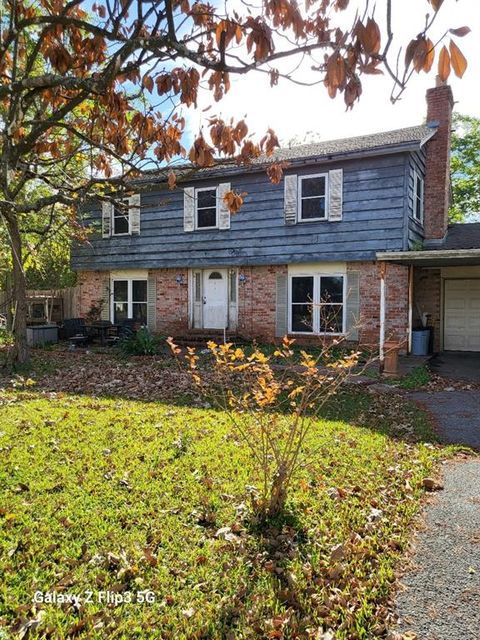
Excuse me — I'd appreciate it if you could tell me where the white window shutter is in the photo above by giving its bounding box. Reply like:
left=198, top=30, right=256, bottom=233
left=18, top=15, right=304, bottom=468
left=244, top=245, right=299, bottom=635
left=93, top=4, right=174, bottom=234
left=129, top=193, right=141, bottom=235
left=345, top=271, right=360, bottom=341
left=100, top=276, right=110, bottom=321
left=102, top=202, right=112, bottom=237
left=284, top=174, right=298, bottom=225
left=275, top=273, right=288, bottom=337
left=184, top=187, right=195, bottom=232
left=147, top=275, right=157, bottom=332
left=328, top=168, right=343, bottom=221
left=218, top=183, right=231, bottom=230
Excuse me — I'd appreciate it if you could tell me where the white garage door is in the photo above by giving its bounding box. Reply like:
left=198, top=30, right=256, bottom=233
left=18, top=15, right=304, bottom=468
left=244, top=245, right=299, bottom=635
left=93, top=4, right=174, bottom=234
left=444, top=279, right=480, bottom=351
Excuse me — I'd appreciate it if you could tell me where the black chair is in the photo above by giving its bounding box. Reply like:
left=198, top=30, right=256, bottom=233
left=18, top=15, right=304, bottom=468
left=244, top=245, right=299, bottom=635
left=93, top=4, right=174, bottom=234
left=59, top=318, right=88, bottom=340
left=59, top=318, right=92, bottom=349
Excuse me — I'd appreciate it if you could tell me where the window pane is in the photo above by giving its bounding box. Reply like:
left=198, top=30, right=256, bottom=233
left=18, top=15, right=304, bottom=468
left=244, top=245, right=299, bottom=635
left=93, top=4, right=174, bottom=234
left=292, top=277, right=313, bottom=303
left=230, top=271, right=237, bottom=303
left=194, top=273, right=201, bottom=302
left=415, top=198, right=422, bottom=220
left=302, top=176, right=325, bottom=198
left=113, top=280, right=128, bottom=302
left=114, top=302, right=128, bottom=324
left=113, top=204, right=129, bottom=234
left=320, top=304, right=343, bottom=333
left=291, top=304, right=313, bottom=332
left=197, top=207, right=217, bottom=228
left=301, top=197, right=326, bottom=219
left=320, top=276, right=343, bottom=303
left=132, top=280, right=147, bottom=302
left=132, top=303, right=147, bottom=324
left=197, top=189, right=216, bottom=208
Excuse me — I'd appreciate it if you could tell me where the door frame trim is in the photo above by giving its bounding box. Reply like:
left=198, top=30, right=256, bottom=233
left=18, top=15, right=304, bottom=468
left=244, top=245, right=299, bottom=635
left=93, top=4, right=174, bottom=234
left=189, top=268, right=237, bottom=330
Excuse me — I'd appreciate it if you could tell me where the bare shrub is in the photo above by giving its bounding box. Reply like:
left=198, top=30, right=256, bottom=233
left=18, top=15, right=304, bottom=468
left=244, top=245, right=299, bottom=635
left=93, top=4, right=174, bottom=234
left=168, top=337, right=360, bottom=522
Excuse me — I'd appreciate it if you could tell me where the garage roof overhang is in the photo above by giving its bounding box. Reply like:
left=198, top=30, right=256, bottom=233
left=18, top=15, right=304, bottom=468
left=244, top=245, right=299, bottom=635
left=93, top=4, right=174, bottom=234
left=376, top=249, right=480, bottom=267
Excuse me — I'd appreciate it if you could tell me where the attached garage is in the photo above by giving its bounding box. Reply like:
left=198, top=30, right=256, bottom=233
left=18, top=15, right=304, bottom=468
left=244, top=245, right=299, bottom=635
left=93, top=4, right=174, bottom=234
left=378, top=233, right=480, bottom=354
left=444, top=279, right=480, bottom=351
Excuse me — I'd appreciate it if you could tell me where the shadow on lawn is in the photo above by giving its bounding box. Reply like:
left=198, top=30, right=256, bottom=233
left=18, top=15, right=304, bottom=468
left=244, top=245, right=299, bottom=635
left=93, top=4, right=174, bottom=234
left=1, top=348, right=438, bottom=447
left=214, top=511, right=316, bottom=636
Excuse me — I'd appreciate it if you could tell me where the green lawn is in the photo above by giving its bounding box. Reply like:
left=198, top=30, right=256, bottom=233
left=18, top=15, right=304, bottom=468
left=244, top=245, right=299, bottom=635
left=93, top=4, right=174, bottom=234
left=0, top=384, right=449, bottom=639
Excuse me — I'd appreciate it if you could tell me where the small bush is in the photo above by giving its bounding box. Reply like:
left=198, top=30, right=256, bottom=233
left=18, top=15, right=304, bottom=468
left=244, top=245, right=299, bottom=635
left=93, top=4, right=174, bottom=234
left=118, top=327, right=159, bottom=356
left=398, top=365, right=431, bottom=390
left=0, top=328, right=14, bottom=347
left=168, top=336, right=361, bottom=522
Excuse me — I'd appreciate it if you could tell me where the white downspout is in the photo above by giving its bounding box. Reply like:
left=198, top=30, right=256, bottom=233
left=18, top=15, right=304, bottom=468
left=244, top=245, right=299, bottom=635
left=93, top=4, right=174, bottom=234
left=408, top=266, right=413, bottom=354
left=379, top=263, right=386, bottom=372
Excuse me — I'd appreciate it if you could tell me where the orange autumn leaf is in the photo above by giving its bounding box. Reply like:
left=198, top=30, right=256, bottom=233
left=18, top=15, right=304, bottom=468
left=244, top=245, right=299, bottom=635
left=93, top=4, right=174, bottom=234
left=437, top=45, right=451, bottom=82
left=167, top=170, right=177, bottom=190
left=449, top=40, right=468, bottom=78
left=223, top=190, right=244, bottom=214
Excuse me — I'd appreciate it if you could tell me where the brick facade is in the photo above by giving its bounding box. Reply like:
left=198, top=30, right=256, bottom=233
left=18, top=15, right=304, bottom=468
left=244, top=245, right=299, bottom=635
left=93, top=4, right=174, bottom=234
left=349, top=262, right=410, bottom=350
left=77, top=270, right=107, bottom=318
left=237, top=265, right=287, bottom=341
left=77, top=263, right=410, bottom=350
left=424, top=82, right=454, bottom=241
left=150, top=268, right=189, bottom=336
left=413, top=267, right=441, bottom=352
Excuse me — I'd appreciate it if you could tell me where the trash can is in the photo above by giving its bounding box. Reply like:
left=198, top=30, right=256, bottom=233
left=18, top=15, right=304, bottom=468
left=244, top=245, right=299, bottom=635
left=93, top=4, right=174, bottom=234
left=411, top=328, right=430, bottom=356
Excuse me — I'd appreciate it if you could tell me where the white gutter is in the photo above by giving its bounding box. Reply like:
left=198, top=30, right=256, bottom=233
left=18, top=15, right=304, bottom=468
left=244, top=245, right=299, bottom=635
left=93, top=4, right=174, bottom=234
left=377, top=249, right=480, bottom=262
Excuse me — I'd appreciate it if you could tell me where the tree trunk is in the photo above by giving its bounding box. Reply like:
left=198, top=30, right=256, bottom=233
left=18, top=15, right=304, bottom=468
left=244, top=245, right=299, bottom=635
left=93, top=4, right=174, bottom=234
left=5, top=215, right=29, bottom=364
left=267, top=464, right=288, bottom=519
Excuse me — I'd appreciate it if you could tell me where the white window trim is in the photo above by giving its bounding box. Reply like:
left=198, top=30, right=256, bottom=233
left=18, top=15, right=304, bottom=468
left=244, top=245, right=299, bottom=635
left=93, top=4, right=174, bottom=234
left=288, top=273, right=346, bottom=335
left=111, top=277, right=148, bottom=323
left=297, top=173, right=329, bottom=223
left=412, top=170, right=424, bottom=225
left=112, top=198, right=131, bottom=236
left=195, top=186, right=218, bottom=230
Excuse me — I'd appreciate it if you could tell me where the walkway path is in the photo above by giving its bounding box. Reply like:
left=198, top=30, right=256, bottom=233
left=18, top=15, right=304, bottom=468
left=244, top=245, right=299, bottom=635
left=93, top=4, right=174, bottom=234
left=394, top=459, right=480, bottom=640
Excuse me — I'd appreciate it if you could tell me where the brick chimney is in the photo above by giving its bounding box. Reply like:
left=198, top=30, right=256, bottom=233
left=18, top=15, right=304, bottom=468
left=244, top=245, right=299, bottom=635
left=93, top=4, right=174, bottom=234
left=423, top=78, right=454, bottom=241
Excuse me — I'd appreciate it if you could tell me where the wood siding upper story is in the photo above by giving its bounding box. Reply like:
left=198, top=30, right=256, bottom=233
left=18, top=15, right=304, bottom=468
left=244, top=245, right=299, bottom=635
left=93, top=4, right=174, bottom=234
left=406, top=148, right=427, bottom=249
left=72, top=151, right=423, bottom=271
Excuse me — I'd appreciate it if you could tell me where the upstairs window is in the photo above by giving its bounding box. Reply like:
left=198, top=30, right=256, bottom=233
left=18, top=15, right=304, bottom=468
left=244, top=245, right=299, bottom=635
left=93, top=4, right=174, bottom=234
left=298, top=174, right=328, bottom=221
left=289, top=274, right=345, bottom=334
left=413, top=172, right=424, bottom=224
left=196, top=187, right=217, bottom=229
left=113, top=199, right=130, bottom=235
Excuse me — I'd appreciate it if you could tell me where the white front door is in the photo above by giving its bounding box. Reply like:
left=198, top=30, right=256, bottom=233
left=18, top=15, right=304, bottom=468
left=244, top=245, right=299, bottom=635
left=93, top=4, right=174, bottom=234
left=444, top=279, right=480, bottom=351
left=203, top=270, right=228, bottom=329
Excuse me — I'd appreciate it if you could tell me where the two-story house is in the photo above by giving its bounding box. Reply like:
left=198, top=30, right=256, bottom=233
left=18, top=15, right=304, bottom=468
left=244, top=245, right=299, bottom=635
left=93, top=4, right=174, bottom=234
left=72, top=80, right=480, bottom=354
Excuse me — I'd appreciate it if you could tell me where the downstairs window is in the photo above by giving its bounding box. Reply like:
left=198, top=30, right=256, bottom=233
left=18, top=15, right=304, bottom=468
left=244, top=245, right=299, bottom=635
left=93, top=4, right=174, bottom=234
left=289, top=274, right=344, bottom=334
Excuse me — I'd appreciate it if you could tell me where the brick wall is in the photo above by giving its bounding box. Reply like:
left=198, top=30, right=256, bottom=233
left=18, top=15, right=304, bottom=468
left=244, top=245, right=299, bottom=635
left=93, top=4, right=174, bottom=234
left=350, top=261, right=410, bottom=350
left=424, top=82, right=454, bottom=241
left=77, top=262, right=411, bottom=350
left=150, top=268, right=189, bottom=335
left=237, top=265, right=287, bottom=341
left=413, top=267, right=441, bottom=352
left=77, top=270, right=108, bottom=318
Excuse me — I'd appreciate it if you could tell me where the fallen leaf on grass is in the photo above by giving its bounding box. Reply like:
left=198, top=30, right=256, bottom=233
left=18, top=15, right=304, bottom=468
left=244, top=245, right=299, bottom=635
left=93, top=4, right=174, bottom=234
left=422, top=477, right=444, bottom=491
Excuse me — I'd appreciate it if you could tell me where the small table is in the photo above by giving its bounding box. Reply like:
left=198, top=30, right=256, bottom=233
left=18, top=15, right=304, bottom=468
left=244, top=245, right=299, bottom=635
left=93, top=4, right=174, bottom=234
left=89, top=323, right=120, bottom=346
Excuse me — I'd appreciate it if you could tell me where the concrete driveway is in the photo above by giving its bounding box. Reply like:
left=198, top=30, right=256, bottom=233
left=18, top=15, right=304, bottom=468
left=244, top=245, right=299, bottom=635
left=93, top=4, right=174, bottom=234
left=429, top=351, right=480, bottom=382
